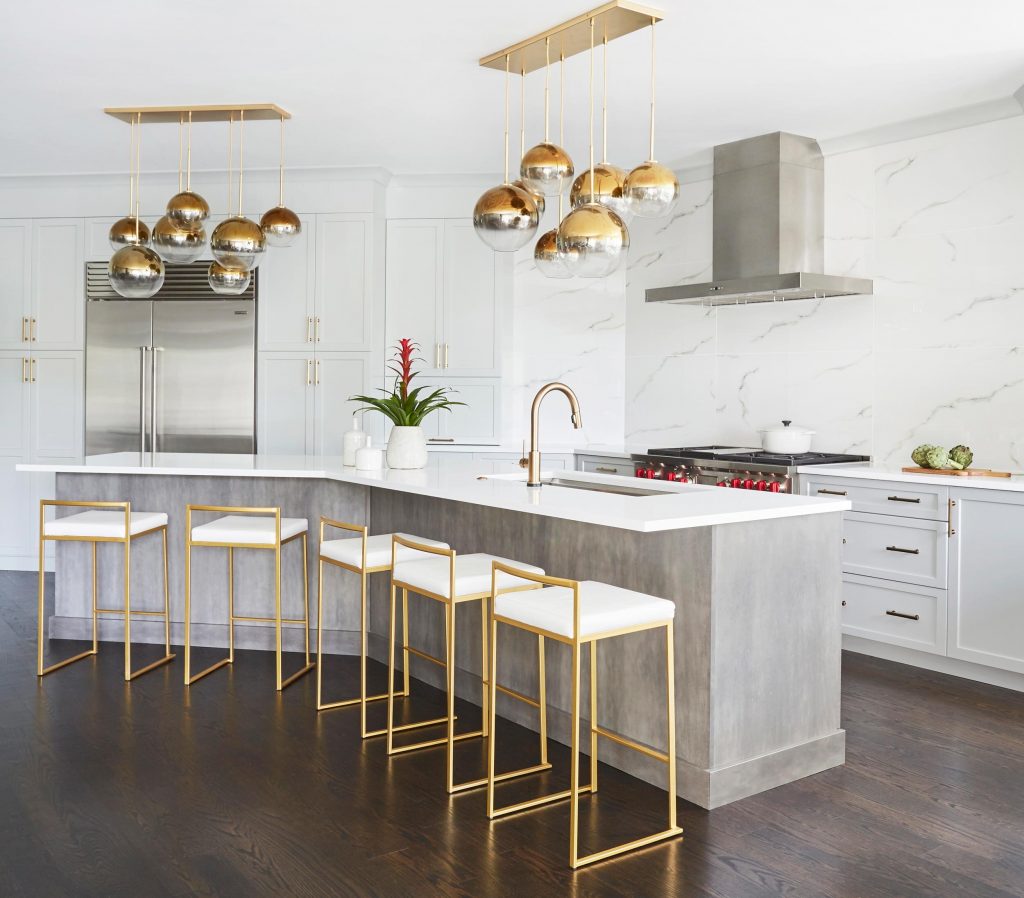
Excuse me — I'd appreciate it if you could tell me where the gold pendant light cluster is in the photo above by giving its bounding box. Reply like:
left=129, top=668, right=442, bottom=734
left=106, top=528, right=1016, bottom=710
left=474, top=1, right=678, bottom=279
left=102, top=104, right=301, bottom=298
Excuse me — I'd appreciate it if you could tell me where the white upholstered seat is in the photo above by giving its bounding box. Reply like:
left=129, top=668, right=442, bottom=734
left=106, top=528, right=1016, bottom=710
left=494, top=581, right=675, bottom=639
left=191, top=514, right=308, bottom=546
left=320, top=532, right=450, bottom=570
left=43, top=510, right=168, bottom=539
left=393, top=553, right=544, bottom=600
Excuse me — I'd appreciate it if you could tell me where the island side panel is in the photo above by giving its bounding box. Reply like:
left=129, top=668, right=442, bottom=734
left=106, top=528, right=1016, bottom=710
left=52, top=473, right=370, bottom=652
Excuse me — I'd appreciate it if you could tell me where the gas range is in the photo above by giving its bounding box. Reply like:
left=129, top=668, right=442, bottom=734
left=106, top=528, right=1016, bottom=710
left=630, top=446, right=870, bottom=493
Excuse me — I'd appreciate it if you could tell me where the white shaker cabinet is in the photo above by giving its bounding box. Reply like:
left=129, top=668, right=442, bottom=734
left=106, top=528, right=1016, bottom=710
left=947, top=489, right=1024, bottom=675
left=0, top=222, right=32, bottom=349
left=257, top=218, right=317, bottom=351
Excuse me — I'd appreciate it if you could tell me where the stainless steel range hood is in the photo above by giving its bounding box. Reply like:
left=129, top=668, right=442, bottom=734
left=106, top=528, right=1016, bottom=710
left=645, top=132, right=872, bottom=306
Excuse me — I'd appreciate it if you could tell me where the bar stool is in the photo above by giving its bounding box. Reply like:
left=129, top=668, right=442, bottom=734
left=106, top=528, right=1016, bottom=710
left=486, top=562, right=681, bottom=869
left=183, top=504, right=313, bottom=691
left=315, top=518, right=450, bottom=738
left=37, top=499, right=174, bottom=681
left=388, top=536, right=552, bottom=794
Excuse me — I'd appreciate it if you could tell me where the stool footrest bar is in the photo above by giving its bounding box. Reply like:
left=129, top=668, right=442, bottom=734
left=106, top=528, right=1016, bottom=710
left=405, top=645, right=445, bottom=667
left=187, top=657, right=231, bottom=684
left=490, top=783, right=595, bottom=819
left=448, top=761, right=552, bottom=794
left=495, top=682, right=541, bottom=709
left=388, top=727, right=482, bottom=756
left=38, top=648, right=97, bottom=677
left=279, top=662, right=316, bottom=690
left=95, top=608, right=167, bottom=616
left=593, top=726, right=670, bottom=763
left=126, top=654, right=176, bottom=680
left=573, top=826, right=684, bottom=869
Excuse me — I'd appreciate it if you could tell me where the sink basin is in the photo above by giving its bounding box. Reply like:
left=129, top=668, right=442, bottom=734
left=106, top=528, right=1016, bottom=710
left=538, top=476, right=668, bottom=497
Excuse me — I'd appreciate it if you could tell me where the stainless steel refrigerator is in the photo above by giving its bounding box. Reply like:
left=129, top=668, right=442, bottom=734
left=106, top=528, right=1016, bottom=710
left=85, top=297, right=256, bottom=455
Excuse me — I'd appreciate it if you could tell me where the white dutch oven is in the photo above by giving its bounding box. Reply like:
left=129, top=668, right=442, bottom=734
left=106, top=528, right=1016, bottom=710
left=759, top=420, right=815, bottom=454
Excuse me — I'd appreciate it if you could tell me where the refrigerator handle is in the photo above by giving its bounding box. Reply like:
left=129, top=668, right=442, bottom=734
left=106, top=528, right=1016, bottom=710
left=151, top=347, right=162, bottom=455
left=139, top=346, right=149, bottom=455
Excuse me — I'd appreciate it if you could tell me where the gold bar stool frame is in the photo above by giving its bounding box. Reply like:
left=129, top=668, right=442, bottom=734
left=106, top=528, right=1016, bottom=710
left=315, top=518, right=450, bottom=737
left=37, top=499, right=174, bottom=680
left=387, top=536, right=552, bottom=794
left=487, top=562, right=681, bottom=869
left=183, top=504, right=314, bottom=691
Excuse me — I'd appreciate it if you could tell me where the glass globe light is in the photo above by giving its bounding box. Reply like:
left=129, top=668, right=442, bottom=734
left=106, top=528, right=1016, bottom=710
left=108, top=245, right=165, bottom=298
left=511, top=180, right=545, bottom=218
left=570, top=164, right=632, bottom=220
left=623, top=161, right=679, bottom=217
left=260, top=206, right=302, bottom=247
left=207, top=261, right=251, bottom=295
left=210, top=216, right=266, bottom=271
left=556, top=202, right=629, bottom=278
left=152, top=215, right=206, bottom=263
left=520, top=142, right=574, bottom=196
left=109, top=216, right=151, bottom=250
left=166, top=190, right=210, bottom=228
left=472, top=183, right=539, bottom=252
left=534, top=229, right=576, bottom=279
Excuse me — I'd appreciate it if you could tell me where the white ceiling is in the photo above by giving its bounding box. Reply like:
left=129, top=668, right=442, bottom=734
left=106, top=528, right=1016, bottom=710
left=2, top=0, right=1023, bottom=179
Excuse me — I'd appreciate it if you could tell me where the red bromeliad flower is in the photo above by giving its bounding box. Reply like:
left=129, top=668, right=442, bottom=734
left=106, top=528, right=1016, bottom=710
left=388, top=338, right=419, bottom=400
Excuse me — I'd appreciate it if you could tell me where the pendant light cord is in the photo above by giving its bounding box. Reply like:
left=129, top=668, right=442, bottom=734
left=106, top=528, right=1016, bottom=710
left=134, top=113, right=142, bottom=241
left=238, top=109, right=245, bottom=216
left=602, top=34, right=608, bottom=164
left=503, top=54, right=510, bottom=184
left=648, top=18, right=657, bottom=162
left=558, top=50, right=565, bottom=219
left=177, top=115, right=183, bottom=194
left=227, top=114, right=233, bottom=215
left=186, top=110, right=193, bottom=192
left=128, top=115, right=135, bottom=219
left=278, top=115, right=286, bottom=207
left=520, top=63, right=526, bottom=163
left=543, top=38, right=550, bottom=144
left=588, top=17, right=595, bottom=202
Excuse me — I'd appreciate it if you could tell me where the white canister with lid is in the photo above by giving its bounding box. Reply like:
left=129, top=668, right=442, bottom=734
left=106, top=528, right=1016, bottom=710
left=355, top=437, right=383, bottom=471
left=758, top=420, right=815, bottom=454
left=342, top=415, right=369, bottom=465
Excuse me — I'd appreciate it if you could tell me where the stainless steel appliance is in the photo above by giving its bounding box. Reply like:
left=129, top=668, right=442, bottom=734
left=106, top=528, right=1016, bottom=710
left=630, top=446, right=870, bottom=494
left=85, top=262, right=257, bottom=455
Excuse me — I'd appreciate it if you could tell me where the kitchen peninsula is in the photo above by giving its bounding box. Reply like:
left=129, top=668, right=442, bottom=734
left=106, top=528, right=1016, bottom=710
left=21, top=452, right=850, bottom=809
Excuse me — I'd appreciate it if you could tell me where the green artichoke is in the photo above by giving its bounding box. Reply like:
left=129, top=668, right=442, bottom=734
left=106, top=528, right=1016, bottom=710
left=923, top=446, right=952, bottom=470
left=911, top=444, right=941, bottom=466
left=949, top=445, right=973, bottom=469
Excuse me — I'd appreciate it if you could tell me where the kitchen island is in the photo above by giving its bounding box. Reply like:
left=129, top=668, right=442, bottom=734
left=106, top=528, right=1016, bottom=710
left=20, top=452, right=850, bottom=809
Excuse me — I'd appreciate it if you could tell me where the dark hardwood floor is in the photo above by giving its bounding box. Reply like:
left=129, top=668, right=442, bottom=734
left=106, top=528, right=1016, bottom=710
left=2, top=569, right=1023, bottom=897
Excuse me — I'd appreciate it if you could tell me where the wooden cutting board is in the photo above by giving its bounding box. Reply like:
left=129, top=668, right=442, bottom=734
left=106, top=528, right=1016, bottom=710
left=901, top=466, right=1013, bottom=478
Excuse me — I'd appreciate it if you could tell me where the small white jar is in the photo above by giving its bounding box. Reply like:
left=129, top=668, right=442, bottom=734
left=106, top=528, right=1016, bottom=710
left=342, top=415, right=369, bottom=465
left=355, top=437, right=383, bottom=471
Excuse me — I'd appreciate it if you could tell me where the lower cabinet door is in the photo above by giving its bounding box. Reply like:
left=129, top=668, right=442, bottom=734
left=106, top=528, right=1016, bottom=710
left=842, top=511, right=947, bottom=588
left=312, top=354, right=372, bottom=456
left=842, top=573, right=946, bottom=655
left=947, top=490, right=1024, bottom=674
left=418, top=378, right=500, bottom=443
left=257, top=353, right=314, bottom=455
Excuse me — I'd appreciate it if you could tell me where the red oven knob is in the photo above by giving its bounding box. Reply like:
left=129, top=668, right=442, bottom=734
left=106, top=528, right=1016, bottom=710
left=743, top=478, right=754, bottom=490
left=635, top=467, right=645, bottom=478
left=679, top=474, right=689, bottom=483
left=755, top=480, right=768, bottom=491
left=769, top=481, right=781, bottom=492
left=716, top=480, right=728, bottom=487
left=666, top=470, right=678, bottom=481
left=731, top=478, right=742, bottom=489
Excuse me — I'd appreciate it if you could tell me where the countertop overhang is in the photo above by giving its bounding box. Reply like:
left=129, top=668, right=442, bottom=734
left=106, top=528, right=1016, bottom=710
left=19, top=453, right=850, bottom=533
left=797, top=463, right=1024, bottom=493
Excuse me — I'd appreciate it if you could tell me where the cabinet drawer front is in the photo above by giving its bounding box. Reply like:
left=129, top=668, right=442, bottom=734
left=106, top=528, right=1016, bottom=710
left=804, top=475, right=948, bottom=520
left=842, top=512, right=947, bottom=588
left=578, top=456, right=634, bottom=477
left=842, top=574, right=946, bottom=654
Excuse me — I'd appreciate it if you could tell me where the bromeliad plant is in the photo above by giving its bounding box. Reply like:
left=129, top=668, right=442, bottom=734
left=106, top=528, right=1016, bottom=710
left=350, top=338, right=464, bottom=426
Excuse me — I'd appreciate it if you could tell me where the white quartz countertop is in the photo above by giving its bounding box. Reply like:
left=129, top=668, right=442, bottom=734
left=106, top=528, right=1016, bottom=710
left=19, top=453, right=849, bottom=533
left=797, top=464, right=1024, bottom=493
left=423, top=443, right=635, bottom=459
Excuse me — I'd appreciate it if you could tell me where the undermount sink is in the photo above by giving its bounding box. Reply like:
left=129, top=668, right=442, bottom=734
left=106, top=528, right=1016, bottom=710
left=538, top=476, right=668, bottom=497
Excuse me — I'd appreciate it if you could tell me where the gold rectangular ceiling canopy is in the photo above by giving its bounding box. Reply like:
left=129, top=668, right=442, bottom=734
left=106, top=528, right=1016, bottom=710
left=479, top=0, right=663, bottom=75
left=103, top=104, right=290, bottom=124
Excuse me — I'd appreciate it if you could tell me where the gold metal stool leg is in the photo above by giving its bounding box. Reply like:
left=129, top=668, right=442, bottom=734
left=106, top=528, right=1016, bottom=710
left=277, top=533, right=315, bottom=690
left=36, top=530, right=97, bottom=677
left=184, top=516, right=230, bottom=686
left=123, top=527, right=175, bottom=681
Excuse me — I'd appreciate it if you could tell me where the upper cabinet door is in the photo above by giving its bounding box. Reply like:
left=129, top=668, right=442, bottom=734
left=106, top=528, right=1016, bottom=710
left=315, top=213, right=373, bottom=352
left=30, top=351, right=84, bottom=459
left=386, top=219, right=444, bottom=373
left=257, top=216, right=316, bottom=351
left=31, top=219, right=84, bottom=350
left=0, top=221, right=32, bottom=350
left=442, top=219, right=500, bottom=376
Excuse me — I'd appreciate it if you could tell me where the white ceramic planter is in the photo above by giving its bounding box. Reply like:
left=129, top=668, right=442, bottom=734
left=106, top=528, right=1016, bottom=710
left=386, top=425, right=428, bottom=469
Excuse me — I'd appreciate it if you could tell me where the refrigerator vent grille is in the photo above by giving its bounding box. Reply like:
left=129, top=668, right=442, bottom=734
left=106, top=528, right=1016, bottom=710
left=86, top=261, right=257, bottom=301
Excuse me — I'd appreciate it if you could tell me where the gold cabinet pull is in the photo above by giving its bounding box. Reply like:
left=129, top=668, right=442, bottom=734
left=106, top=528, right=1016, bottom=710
left=443, top=342, right=449, bottom=368
left=315, top=317, right=321, bottom=342
left=885, top=609, right=920, bottom=621
left=885, top=545, right=920, bottom=555
left=817, top=488, right=847, bottom=496
left=306, top=317, right=313, bottom=343
left=30, top=318, right=37, bottom=342
left=948, top=498, right=956, bottom=537
left=306, top=359, right=312, bottom=385
left=29, top=357, right=36, bottom=382
left=21, top=317, right=28, bottom=342
left=887, top=495, right=920, bottom=504
left=435, top=343, right=441, bottom=368
left=315, top=358, right=320, bottom=385
left=21, top=357, right=29, bottom=383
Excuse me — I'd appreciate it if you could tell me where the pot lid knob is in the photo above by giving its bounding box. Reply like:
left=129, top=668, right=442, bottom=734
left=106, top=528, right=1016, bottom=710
left=782, top=420, right=791, bottom=427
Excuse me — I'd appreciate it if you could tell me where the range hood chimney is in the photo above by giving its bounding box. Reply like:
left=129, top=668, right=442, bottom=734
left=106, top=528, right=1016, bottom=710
left=645, top=132, right=872, bottom=306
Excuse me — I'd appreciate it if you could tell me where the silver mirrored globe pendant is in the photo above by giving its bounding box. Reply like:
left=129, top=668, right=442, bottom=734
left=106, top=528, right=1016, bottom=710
left=166, top=190, right=210, bottom=229
left=108, top=244, right=165, bottom=299
left=520, top=142, right=574, bottom=196
left=534, top=229, right=576, bottom=279
left=511, top=180, right=545, bottom=218
left=260, top=206, right=302, bottom=247
left=210, top=216, right=266, bottom=271
left=472, top=183, right=540, bottom=252
left=207, top=261, right=251, bottom=295
left=556, top=202, right=629, bottom=279
left=623, top=161, right=679, bottom=217
left=108, top=216, right=151, bottom=250
left=570, top=164, right=633, bottom=220
left=152, top=215, right=206, bottom=263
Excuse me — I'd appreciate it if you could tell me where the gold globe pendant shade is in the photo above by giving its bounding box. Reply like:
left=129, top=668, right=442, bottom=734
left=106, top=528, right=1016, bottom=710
left=511, top=179, right=545, bottom=218
left=473, top=183, right=540, bottom=252
left=166, top=190, right=210, bottom=229
left=570, top=163, right=632, bottom=220
left=152, top=215, right=206, bottom=263
left=108, top=216, right=151, bottom=249
left=520, top=142, right=574, bottom=197
left=260, top=205, right=302, bottom=247
left=534, top=228, right=576, bottom=279
left=207, top=260, right=251, bottom=295
left=108, top=244, right=165, bottom=298
left=556, top=202, right=628, bottom=278
left=624, top=160, right=679, bottom=217
left=210, top=216, right=266, bottom=271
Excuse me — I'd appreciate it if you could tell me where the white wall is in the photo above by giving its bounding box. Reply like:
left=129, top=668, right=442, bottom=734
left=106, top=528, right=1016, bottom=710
left=623, top=115, right=1024, bottom=470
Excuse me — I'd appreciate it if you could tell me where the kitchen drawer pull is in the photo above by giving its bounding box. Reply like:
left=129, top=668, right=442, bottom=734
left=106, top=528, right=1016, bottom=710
left=817, top=488, right=847, bottom=496
left=428, top=437, right=455, bottom=443
left=885, top=545, right=920, bottom=555
left=30, top=318, right=36, bottom=341
left=887, top=495, right=921, bottom=504
left=885, top=609, right=920, bottom=621
left=21, top=317, right=28, bottom=342
left=306, top=317, right=313, bottom=342
left=594, top=466, right=618, bottom=474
